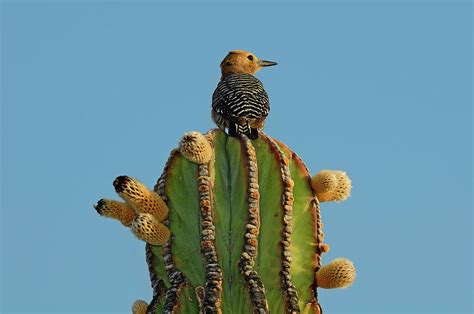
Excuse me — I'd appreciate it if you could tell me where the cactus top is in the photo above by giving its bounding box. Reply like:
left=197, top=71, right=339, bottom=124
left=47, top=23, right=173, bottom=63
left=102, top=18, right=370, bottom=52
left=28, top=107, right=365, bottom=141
left=149, top=129, right=323, bottom=313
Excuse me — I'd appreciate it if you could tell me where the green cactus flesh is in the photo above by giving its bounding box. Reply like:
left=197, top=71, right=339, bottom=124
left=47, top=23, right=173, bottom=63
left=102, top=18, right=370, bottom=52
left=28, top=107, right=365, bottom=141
left=147, top=129, right=323, bottom=313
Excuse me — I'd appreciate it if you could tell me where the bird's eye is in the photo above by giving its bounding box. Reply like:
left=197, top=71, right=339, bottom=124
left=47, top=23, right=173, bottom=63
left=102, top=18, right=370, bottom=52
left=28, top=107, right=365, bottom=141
left=247, top=55, right=254, bottom=61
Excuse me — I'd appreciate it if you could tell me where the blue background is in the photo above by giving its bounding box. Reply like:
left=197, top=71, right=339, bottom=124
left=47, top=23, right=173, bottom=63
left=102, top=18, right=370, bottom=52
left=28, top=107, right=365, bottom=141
left=1, top=1, right=472, bottom=313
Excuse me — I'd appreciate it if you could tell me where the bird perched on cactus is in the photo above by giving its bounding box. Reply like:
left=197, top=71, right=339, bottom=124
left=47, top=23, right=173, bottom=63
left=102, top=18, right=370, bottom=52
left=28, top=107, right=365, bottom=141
left=212, top=50, right=277, bottom=140
left=94, top=50, right=357, bottom=313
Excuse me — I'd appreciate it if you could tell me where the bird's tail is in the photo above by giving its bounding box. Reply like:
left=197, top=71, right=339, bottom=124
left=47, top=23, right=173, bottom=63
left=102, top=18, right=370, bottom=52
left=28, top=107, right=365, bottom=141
left=229, top=122, right=259, bottom=140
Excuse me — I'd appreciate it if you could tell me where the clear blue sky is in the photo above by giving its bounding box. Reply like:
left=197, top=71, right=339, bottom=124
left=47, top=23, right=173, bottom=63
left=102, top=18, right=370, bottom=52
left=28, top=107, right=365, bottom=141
left=1, top=1, right=472, bottom=313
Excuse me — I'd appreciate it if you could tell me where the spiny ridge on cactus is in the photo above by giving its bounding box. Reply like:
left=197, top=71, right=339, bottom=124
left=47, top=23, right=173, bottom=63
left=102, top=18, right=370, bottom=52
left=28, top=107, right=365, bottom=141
left=95, top=129, right=355, bottom=313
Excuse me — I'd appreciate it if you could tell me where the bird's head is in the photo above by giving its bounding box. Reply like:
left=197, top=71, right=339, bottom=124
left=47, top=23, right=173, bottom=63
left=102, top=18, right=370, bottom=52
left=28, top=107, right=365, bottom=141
left=220, top=50, right=277, bottom=77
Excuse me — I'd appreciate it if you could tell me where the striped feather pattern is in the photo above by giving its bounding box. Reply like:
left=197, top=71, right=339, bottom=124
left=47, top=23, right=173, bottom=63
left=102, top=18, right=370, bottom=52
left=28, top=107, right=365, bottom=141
left=212, top=74, right=270, bottom=134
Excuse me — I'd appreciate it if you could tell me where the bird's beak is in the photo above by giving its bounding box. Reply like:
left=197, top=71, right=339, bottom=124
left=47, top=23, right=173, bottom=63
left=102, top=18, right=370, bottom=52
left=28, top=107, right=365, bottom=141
left=258, top=60, right=278, bottom=67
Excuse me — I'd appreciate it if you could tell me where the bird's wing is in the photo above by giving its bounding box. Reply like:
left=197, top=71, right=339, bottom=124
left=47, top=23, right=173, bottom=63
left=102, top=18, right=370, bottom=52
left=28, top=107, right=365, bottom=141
left=212, top=80, right=238, bottom=123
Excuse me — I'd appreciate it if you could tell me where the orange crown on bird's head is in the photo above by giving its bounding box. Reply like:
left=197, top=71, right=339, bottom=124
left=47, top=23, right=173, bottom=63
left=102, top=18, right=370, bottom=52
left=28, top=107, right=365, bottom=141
left=220, top=50, right=277, bottom=77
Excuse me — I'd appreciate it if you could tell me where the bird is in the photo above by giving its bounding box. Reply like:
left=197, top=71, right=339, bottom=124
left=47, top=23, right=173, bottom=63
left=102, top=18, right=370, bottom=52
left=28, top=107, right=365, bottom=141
left=212, top=50, right=277, bottom=140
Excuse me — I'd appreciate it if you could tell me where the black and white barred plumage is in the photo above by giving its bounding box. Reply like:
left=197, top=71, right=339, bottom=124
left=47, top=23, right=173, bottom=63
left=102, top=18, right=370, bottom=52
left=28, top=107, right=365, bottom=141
left=212, top=73, right=270, bottom=140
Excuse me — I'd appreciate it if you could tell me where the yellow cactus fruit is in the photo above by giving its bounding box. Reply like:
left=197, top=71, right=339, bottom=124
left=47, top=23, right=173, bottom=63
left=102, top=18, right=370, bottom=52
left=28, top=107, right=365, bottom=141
left=311, top=170, right=338, bottom=193
left=132, top=300, right=149, bottom=314
left=179, top=131, right=213, bottom=164
left=113, top=176, right=168, bottom=221
left=131, top=213, right=171, bottom=245
left=312, top=170, right=351, bottom=202
left=93, top=199, right=136, bottom=227
left=302, top=303, right=323, bottom=314
left=316, top=258, right=356, bottom=289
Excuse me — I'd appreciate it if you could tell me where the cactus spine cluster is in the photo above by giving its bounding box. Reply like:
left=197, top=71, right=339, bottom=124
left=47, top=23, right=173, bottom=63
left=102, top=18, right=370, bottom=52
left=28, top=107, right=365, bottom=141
left=95, top=129, right=355, bottom=313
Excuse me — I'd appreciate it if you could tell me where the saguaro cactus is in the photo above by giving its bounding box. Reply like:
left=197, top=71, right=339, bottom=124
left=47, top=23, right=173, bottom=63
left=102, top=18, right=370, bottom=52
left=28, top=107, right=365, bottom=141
left=95, top=129, right=355, bottom=313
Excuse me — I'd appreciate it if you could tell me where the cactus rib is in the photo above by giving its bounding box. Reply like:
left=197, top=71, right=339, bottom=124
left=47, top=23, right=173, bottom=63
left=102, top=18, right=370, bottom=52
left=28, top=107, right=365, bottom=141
left=239, top=134, right=269, bottom=313
left=146, top=244, right=166, bottom=313
left=262, top=134, right=300, bottom=313
left=290, top=152, right=323, bottom=308
left=197, top=162, right=223, bottom=313
left=154, top=149, right=188, bottom=313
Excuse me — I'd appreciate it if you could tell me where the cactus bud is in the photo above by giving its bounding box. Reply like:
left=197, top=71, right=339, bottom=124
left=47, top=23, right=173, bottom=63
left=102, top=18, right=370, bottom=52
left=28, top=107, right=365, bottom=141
left=113, top=176, right=169, bottom=221
left=316, top=258, right=356, bottom=289
left=93, top=199, right=136, bottom=227
left=132, top=300, right=148, bottom=314
left=179, top=131, right=212, bottom=164
left=131, top=213, right=170, bottom=245
left=312, top=170, right=351, bottom=202
left=311, top=170, right=338, bottom=193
